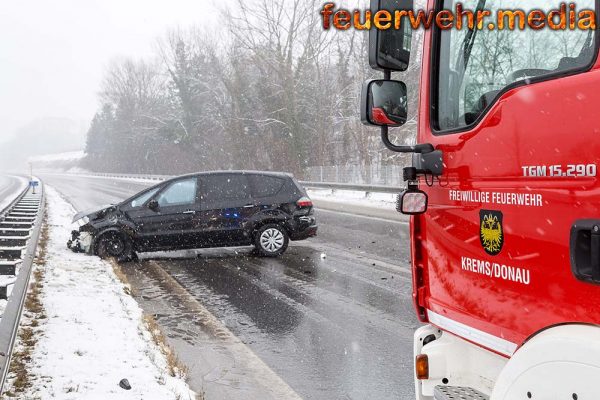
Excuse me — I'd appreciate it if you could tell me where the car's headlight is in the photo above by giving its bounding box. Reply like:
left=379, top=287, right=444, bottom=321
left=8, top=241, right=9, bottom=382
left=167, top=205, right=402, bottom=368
left=73, top=216, right=89, bottom=227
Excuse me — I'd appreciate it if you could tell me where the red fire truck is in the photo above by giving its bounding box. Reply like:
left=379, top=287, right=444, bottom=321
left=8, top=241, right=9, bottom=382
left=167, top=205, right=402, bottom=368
left=361, top=0, right=600, bottom=398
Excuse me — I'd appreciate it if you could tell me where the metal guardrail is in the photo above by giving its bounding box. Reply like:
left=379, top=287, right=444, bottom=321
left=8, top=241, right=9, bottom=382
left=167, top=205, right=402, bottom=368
left=0, top=184, right=30, bottom=221
left=88, top=172, right=170, bottom=181
left=53, top=172, right=402, bottom=194
left=0, top=182, right=44, bottom=394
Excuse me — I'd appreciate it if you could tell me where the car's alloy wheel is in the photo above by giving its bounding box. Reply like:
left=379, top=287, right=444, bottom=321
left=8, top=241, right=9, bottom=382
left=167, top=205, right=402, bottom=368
left=260, top=228, right=285, bottom=252
left=97, top=232, right=134, bottom=261
left=106, top=236, right=125, bottom=256
left=255, top=224, right=289, bottom=257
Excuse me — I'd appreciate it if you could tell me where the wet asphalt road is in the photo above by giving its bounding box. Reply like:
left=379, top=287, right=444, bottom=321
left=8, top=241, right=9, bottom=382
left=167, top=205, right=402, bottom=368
left=40, top=173, right=419, bottom=400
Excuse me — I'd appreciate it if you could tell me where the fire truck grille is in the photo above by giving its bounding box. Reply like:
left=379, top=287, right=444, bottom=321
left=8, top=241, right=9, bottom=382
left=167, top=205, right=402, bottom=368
left=434, top=385, right=489, bottom=400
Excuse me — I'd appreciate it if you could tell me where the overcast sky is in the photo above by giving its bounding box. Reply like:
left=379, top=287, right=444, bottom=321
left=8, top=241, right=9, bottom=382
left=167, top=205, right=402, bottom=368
left=0, top=0, right=230, bottom=143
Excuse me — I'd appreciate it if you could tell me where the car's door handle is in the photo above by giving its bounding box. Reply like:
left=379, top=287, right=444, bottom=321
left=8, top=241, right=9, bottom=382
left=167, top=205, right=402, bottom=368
left=243, top=204, right=255, bottom=208
left=183, top=210, right=196, bottom=214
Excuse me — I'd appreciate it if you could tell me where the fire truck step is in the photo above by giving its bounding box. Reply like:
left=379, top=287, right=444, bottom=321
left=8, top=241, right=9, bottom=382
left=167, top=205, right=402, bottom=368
left=434, top=386, right=489, bottom=400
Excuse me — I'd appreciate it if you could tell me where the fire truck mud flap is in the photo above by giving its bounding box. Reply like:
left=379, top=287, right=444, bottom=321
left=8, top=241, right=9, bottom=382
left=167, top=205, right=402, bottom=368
left=434, top=386, right=488, bottom=400
left=491, top=325, right=600, bottom=399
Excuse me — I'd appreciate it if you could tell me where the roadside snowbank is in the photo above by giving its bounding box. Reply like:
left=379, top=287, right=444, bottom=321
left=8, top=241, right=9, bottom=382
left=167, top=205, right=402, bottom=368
left=28, top=151, right=85, bottom=163
left=28, top=151, right=86, bottom=173
left=44, top=172, right=161, bottom=185
left=8, top=186, right=195, bottom=399
left=308, top=188, right=397, bottom=210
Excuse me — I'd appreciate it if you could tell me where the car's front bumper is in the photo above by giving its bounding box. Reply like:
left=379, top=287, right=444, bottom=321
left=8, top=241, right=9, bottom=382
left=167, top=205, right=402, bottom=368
left=67, top=229, right=93, bottom=253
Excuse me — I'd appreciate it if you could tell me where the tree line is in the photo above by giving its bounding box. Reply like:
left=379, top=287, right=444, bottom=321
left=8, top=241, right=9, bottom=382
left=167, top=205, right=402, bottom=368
left=82, top=0, right=422, bottom=177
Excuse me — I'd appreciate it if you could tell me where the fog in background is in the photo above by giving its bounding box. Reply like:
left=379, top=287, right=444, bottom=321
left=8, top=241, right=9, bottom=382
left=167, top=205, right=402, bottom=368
left=1, top=0, right=421, bottom=184
left=0, top=0, right=228, bottom=171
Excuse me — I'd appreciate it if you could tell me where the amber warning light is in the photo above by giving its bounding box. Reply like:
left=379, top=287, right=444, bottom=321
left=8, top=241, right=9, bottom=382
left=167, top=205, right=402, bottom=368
left=415, top=354, right=429, bottom=380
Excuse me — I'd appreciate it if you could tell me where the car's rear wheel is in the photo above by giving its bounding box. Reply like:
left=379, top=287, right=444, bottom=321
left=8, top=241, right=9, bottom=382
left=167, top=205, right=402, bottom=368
left=255, top=224, right=289, bottom=257
left=96, top=232, right=135, bottom=262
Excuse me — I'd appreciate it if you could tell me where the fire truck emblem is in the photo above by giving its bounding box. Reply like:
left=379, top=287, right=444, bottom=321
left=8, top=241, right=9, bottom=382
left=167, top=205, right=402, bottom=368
left=479, top=210, right=504, bottom=256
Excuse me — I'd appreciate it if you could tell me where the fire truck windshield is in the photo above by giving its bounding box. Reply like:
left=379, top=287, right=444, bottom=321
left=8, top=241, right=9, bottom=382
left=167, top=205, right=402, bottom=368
left=433, top=0, right=596, bottom=132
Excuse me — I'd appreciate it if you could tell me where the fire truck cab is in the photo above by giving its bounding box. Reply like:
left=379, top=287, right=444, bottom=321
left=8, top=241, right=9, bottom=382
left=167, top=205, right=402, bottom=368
left=361, top=0, right=600, bottom=399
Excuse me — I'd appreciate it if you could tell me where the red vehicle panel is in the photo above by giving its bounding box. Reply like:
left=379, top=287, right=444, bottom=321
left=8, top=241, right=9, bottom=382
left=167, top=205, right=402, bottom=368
left=413, top=0, right=600, bottom=356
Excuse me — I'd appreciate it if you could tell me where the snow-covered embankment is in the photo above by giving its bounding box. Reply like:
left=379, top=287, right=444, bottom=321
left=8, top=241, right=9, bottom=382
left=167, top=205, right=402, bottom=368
left=4, top=186, right=196, bottom=399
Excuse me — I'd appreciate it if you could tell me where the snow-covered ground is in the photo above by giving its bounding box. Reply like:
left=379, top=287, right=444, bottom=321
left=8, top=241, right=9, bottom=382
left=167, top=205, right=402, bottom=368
left=46, top=172, right=164, bottom=185
left=28, top=151, right=85, bottom=164
left=308, top=188, right=397, bottom=210
left=29, top=151, right=87, bottom=173
left=7, top=186, right=196, bottom=399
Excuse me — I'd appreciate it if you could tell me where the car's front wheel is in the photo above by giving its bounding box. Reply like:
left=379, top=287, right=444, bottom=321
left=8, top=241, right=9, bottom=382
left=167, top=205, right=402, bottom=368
left=255, top=224, right=289, bottom=257
left=96, top=232, right=136, bottom=262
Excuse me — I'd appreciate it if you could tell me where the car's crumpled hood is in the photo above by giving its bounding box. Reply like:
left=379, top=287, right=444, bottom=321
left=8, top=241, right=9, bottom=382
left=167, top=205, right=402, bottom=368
left=72, top=204, right=116, bottom=223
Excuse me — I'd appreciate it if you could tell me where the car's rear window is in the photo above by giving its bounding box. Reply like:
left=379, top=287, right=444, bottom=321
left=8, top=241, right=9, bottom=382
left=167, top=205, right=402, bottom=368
left=291, top=177, right=307, bottom=195
left=249, top=175, right=285, bottom=198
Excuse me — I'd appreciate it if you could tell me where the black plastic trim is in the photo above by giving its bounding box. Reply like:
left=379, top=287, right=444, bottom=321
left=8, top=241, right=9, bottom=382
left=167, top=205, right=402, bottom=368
left=570, top=219, right=600, bottom=285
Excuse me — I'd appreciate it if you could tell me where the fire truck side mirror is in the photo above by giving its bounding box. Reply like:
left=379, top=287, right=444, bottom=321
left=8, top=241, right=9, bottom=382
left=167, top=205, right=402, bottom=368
left=361, top=79, right=408, bottom=127
left=369, top=0, right=413, bottom=71
left=397, top=188, right=428, bottom=215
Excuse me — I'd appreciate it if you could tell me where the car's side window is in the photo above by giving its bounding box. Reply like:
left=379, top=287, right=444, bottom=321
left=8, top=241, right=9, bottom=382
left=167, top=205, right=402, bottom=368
left=249, top=175, right=284, bottom=198
left=200, top=174, right=251, bottom=203
left=156, top=177, right=198, bottom=207
left=130, top=187, right=160, bottom=208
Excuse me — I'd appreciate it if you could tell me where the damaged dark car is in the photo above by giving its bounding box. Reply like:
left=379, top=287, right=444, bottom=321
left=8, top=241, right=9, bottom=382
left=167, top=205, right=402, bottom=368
left=68, top=171, right=317, bottom=261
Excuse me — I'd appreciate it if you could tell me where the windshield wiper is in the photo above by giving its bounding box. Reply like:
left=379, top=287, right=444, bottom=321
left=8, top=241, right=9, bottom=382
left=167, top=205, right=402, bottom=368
left=454, top=0, right=487, bottom=88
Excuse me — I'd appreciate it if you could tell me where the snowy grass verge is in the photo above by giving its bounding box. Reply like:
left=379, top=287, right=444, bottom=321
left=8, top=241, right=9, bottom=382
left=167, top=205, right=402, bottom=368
left=109, top=260, right=191, bottom=381
left=4, top=186, right=196, bottom=399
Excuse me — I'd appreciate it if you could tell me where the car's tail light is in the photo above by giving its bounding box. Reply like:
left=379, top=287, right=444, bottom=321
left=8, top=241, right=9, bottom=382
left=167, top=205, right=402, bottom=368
left=297, top=196, right=313, bottom=207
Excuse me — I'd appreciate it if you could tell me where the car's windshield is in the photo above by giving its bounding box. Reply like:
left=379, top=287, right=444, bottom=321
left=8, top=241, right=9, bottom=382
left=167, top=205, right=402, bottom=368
left=434, top=0, right=596, bottom=131
left=130, top=187, right=160, bottom=208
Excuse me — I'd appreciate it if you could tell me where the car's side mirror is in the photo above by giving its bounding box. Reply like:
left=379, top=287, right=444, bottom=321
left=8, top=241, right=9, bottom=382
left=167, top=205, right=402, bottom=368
left=147, top=199, right=160, bottom=212
left=361, top=79, right=408, bottom=127
left=397, top=188, right=428, bottom=215
left=369, top=0, right=413, bottom=71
